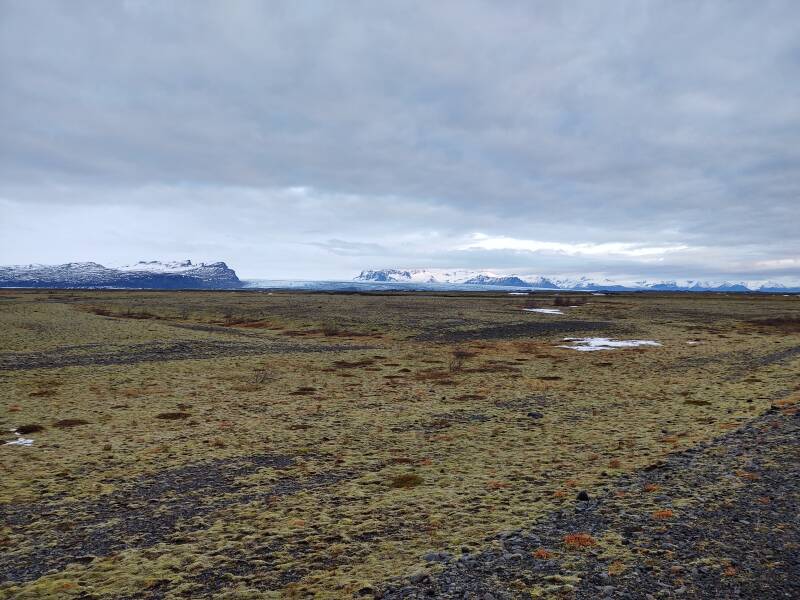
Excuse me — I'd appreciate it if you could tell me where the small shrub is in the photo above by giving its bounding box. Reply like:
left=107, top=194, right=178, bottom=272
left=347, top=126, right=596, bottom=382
left=449, top=348, right=476, bottom=373
left=332, top=359, right=374, bottom=369
left=53, top=419, right=90, bottom=428
left=652, top=509, right=674, bottom=520
left=16, top=424, right=45, bottom=434
left=321, top=321, right=341, bottom=336
left=389, top=473, right=423, bottom=489
left=608, top=458, right=622, bottom=469
left=553, top=295, right=587, bottom=307
left=155, top=412, right=191, bottom=420
left=532, top=548, right=552, bottom=559
left=290, top=386, right=317, bottom=396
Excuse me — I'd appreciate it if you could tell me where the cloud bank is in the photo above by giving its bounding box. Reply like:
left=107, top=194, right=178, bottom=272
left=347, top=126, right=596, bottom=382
left=1, top=1, right=798, bottom=280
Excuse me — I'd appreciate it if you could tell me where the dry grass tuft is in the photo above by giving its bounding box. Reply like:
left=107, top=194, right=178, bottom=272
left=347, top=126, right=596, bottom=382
left=332, top=359, right=374, bottom=369
left=16, top=424, right=45, bottom=434
left=53, top=419, right=90, bottom=428
left=449, top=348, right=477, bottom=372
left=290, top=386, right=317, bottom=396
left=389, top=473, right=423, bottom=489
left=685, top=399, right=711, bottom=406
left=29, top=388, right=57, bottom=397
left=747, top=317, right=800, bottom=333
left=155, top=412, right=192, bottom=420
left=608, top=561, right=626, bottom=576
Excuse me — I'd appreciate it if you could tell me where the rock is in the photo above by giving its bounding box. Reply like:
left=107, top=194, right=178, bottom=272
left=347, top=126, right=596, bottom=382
left=408, top=571, right=429, bottom=584
left=576, top=490, right=590, bottom=501
left=527, top=411, right=544, bottom=419
left=600, top=586, right=616, bottom=596
left=423, top=551, right=452, bottom=563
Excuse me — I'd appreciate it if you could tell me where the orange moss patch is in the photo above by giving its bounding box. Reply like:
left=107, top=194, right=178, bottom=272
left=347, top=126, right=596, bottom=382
left=563, top=533, right=597, bottom=549
left=487, top=480, right=511, bottom=490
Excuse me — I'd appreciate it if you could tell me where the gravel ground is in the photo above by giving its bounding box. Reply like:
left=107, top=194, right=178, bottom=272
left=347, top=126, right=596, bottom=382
left=376, top=405, right=800, bottom=599
left=0, top=452, right=366, bottom=583
left=415, top=320, right=615, bottom=342
left=0, top=339, right=379, bottom=371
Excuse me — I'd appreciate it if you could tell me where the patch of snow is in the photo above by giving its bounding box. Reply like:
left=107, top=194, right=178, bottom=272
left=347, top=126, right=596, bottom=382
left=4, top=434, right=34, bottom=446
left=558, top=337, right=661, bottom=351
left=524, top=308, right=565, bottom=315
left=591, top=292, right=606, bottom=296
left=508, top=292, right=529, bottom=295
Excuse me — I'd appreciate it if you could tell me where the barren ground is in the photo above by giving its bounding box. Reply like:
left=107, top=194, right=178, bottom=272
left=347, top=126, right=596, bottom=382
left=0, top=290, right=798, bottom=599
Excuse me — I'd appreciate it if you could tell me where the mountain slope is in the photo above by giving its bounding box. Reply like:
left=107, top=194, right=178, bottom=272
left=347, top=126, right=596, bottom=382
left=355, top=269, right=800, bottom=292
left=0, top=260, right=242, bottom=289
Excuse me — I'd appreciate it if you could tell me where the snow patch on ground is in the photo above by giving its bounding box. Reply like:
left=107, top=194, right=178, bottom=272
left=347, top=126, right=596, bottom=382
left=4, top=433, right=34, bottom=446
left=558, top=337, right=661, bottom=351
left=524, top=308, right=565, bottom=315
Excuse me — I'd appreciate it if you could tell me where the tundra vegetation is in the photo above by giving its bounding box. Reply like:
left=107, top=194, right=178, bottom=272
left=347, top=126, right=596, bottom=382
left=0, top=289, right=798, bottom=598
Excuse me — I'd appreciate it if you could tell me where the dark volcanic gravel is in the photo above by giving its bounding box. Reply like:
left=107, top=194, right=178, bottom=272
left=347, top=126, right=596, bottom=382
left=415, top=320, right=615, bottom=342
left=0, top=339, right=379, bottom=371
left=376, top=406, right=800, bottom=599
left=0, top=452, right=358, bottom=583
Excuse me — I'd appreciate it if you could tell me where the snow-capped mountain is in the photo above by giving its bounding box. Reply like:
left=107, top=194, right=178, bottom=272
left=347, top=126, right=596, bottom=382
left=0, top=260, right=242, bottom=289
left=355, top=269, right=800, bottom=292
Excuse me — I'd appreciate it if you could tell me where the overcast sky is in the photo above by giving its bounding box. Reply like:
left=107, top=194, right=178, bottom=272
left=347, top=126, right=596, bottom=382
left=1, top=1, right=798, bottom=281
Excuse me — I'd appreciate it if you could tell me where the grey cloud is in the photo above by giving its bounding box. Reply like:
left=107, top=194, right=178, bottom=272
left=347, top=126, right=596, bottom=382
left=0, top=1, right=798, bottom=279
left=309, top=239, right=388, bottom=256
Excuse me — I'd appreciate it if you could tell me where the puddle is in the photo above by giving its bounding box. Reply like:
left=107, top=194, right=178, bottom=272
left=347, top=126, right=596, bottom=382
left=558, top=337, right=661, bottom=351
left=591, top=293, right=606, bottom=296
left=524, top=308, right=565, bottom=315
left=508, top=292, right=529, bottom=296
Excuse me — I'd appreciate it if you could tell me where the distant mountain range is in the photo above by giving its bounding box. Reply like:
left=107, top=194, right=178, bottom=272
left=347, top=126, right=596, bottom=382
left=1, top=261, right=796, bottom=292
left=0, top=260, right=241, bottom=289
left=355, top=269, right=800, bottom=292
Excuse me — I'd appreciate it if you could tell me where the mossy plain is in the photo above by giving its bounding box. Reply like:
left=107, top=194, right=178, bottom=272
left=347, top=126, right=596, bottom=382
left=0, top=289, right=798, bottom=598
